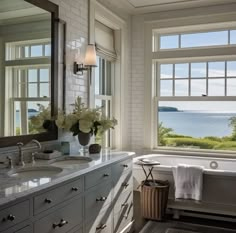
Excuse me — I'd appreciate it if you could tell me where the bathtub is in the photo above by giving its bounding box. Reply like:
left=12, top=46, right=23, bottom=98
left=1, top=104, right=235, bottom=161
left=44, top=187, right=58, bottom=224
left=133, top=154, right=236, bottom=218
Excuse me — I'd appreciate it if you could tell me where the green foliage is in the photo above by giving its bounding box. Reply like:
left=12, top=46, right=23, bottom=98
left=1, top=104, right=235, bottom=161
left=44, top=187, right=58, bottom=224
left=229, top=116, right=236, bottom=140
left=166, top=134, right=192, bottom=139
left=213, top=141, right=236, bottom=150
left=203, top=136, right=222, bottom=142
left=165, top=137, right=218, bottom=149
left=158, top=122, right=174, bottom=145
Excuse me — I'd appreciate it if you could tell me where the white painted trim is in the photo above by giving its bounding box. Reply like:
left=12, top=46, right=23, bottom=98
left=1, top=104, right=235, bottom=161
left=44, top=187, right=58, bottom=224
left=89, top=0, right=129, bottom=150
left=143, top=23, right=154, bottom=149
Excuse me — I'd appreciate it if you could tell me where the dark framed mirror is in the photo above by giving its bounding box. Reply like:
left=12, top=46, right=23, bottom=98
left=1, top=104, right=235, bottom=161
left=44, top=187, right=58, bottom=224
left=0, top=0, right=59, bottom=147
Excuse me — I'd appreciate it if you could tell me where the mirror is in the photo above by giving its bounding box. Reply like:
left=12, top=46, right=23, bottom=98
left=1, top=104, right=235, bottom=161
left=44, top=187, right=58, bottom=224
left=0, top=0, right=59, bottom=147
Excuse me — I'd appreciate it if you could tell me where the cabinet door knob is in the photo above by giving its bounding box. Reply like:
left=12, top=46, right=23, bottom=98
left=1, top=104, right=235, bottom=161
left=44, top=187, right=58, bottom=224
left=123, top=164, right=128, bottom=168
left=96, top=224, right=107, bottom=230
left=103, top=173, right=109, bottom=177
left=96, top=197, right=107, bottom=202
left=53, top=219, right=68, bottom=228
left=7, top=214, right=15, bottom=221
left=44, top=198, right=52, bottom=204
left=71, top=187, right=78, bottom=191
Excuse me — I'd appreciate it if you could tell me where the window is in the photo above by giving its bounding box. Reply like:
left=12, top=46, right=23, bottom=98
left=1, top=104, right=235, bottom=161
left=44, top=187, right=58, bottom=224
left=94, top=56, right=114, bottom=148
left=154, top=29, right=236, bottom=51
left=153, top=28, right=236, bottom=152
left=5, top=39, right=51, bottom=136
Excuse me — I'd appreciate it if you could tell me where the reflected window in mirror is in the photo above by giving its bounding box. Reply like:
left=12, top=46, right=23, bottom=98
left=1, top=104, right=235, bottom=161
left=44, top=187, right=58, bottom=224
left=0, top=1, right=53, bottom=138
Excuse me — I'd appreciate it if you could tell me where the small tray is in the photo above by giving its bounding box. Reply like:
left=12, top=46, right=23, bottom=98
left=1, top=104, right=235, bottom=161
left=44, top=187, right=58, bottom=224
left=135, top=158, right=160, bottom=166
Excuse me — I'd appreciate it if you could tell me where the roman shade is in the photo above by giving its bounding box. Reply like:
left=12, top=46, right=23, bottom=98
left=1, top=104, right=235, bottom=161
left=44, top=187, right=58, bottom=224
left=95, top=20, right=117, bottom=61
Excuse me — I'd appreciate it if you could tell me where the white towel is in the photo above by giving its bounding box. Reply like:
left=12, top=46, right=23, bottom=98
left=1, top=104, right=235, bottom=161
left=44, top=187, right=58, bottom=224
left=172, top=164, right=203, bottom=201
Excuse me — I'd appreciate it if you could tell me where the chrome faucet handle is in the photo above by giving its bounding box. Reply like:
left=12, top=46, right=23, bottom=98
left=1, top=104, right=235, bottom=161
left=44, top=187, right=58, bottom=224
left=16, top=142, right=24, bottom=147
left=6, top=156, right=13, bottom=169
left=31, top=152, right=37, bottom=165
left=16, top=142, right=24, bottom=167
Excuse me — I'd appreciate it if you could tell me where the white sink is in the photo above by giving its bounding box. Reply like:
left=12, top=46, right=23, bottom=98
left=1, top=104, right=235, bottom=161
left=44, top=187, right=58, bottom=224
left=50, top=156, right=93, bottom=167
left=8, top=166, right=63, bottom=179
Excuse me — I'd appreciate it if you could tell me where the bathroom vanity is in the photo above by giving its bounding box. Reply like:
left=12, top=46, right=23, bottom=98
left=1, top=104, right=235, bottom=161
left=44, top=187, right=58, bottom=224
left=0, top=152, right=134, bottom=233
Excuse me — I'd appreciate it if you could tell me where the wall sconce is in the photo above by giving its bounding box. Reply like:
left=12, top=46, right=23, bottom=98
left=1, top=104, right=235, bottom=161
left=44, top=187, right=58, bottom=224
left=73, top=44, right=97, bottom=75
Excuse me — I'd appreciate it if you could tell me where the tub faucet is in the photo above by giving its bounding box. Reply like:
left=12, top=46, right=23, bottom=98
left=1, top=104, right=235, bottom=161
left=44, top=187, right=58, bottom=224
left=16, top=142, right=24, bottom=167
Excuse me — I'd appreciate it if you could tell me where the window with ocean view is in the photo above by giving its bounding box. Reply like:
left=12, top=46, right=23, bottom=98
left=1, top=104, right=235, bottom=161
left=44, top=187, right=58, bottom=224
left=158, top=101, right=236, bottom=151
left=153, top=27, right=236, bottom=152
left=5, top=39, right=51, bottom=136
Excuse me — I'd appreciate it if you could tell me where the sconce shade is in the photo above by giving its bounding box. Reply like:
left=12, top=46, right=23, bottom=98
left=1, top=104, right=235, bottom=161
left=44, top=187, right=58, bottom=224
left=84, top=44, right=97, bottom=67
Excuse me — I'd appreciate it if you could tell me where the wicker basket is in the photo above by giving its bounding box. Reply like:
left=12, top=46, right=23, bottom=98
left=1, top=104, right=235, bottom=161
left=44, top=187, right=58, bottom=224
left=141, top=180, right=169, bottom=221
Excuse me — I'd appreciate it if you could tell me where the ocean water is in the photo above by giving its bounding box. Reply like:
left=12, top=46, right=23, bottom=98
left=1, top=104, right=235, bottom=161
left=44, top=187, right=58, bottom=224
left=159, top=111, right=236, bottom=137
left=15, top=112, right=38, bottom=127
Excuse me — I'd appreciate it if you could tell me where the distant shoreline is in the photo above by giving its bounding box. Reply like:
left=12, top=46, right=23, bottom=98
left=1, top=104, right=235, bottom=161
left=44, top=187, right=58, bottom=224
left=158, top=106, right=181, bottom=112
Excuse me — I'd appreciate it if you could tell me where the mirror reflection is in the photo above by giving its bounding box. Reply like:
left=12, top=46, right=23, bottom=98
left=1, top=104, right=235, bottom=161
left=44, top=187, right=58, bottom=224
left=0, top=0, right=52, bottom=137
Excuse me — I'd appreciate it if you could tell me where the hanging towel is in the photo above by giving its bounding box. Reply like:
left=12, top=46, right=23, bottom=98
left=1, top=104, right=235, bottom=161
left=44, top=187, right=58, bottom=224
left=172, top=164, right=203, bottom=201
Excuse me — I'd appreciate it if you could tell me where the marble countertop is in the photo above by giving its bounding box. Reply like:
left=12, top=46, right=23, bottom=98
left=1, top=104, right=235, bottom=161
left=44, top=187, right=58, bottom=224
left=0, top=150, right=135, bottom=206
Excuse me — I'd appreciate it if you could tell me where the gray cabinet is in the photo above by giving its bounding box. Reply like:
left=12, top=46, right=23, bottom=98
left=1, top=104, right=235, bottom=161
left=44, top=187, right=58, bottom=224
left=85, top=182, right=112, bottom=220
left=15, top=226, right=31, bottom=233
left=34, top=177, right=83, bottom=215
left=0, top=200, right=30, bottom=232
left=34, top=197, right=82, bottom=233
left=0, top=156, right=133, bottom=233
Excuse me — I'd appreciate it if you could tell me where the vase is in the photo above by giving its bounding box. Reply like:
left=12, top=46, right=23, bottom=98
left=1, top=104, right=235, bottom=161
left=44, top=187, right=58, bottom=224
left=78, top=132, right=91, bottom=155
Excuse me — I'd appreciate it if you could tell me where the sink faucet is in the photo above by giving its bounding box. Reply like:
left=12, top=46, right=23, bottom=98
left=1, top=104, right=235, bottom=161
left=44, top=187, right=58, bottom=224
left=30, top=140, right=41, bottom=165
left=16, top=142, right=24, bottom=167
left=31, top=139, right=42, bottom=150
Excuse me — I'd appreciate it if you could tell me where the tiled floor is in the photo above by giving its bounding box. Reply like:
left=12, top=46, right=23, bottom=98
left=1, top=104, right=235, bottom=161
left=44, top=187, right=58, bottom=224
left=140, top=221, right=236, bottom=233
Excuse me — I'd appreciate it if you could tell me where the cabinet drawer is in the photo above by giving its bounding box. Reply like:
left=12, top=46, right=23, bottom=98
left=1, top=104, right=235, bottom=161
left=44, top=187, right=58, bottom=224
left=67, top=225, right=82, bottom=233
left=114, top=203, right=133, bottom=233
left=16, top=226, right=31, bottom=233
left=85, top=166, right=111, bottom=190
left=34, top=177, right=83, bottom=215
left=114, top=190, right=133, bottom=216
left=34, top=197, right=82, bottom=233
left=0, top=200, right=29, bottom=232
left=86, top=208, right=112, bottom=233
left=85, top=182, right=112, bottom=220
left=114, top=171, right=133, bottom=196
left=112, top=159, right=132, bottom=180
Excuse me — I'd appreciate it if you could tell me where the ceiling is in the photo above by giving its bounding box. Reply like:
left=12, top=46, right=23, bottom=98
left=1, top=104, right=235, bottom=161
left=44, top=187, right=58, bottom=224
left=0, top=0, right=49, bottom=25
left=103, top=0, right=236, bottom=14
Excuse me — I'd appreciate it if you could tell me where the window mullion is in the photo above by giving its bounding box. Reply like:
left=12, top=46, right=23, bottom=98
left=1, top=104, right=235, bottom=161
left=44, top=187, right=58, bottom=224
left=206, top=62, right=209, bottom=96
left=173, top=64, right=175, bottom=96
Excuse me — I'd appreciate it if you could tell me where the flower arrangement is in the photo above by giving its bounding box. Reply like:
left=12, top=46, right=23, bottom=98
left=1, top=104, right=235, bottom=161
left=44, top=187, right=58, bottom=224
left=30, top=104, right=53, bottom=132
left=56, top=97, right=117, bottom=139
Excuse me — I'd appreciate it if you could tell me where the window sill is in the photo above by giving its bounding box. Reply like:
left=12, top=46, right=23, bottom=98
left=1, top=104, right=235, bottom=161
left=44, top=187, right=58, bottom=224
left=149, top=147, right=236, bottom=159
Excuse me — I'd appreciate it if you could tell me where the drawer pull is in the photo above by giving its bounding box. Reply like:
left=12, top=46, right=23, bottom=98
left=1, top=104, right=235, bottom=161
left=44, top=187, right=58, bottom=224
left=96, top=197, right=107, bottom=202
left=44, top=198, right=52, bottom=204
left=122, top=182, right=129, bottom=188
left=53, top=219, right=68, bottom=228
left=7, top=214, right=15, bottom=221
left=3, top=214, right=16, bottom=222
left=2, top=214, right=16, bottom=222
left=123, top=164, right=128, bottom=168
left=103, top=173, right=109, bottom=177
left=96, top=224, right=107, bottom=230
left=71, top=187, right=79, bottom=191
left=121, top=203, right=128, bottom=207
